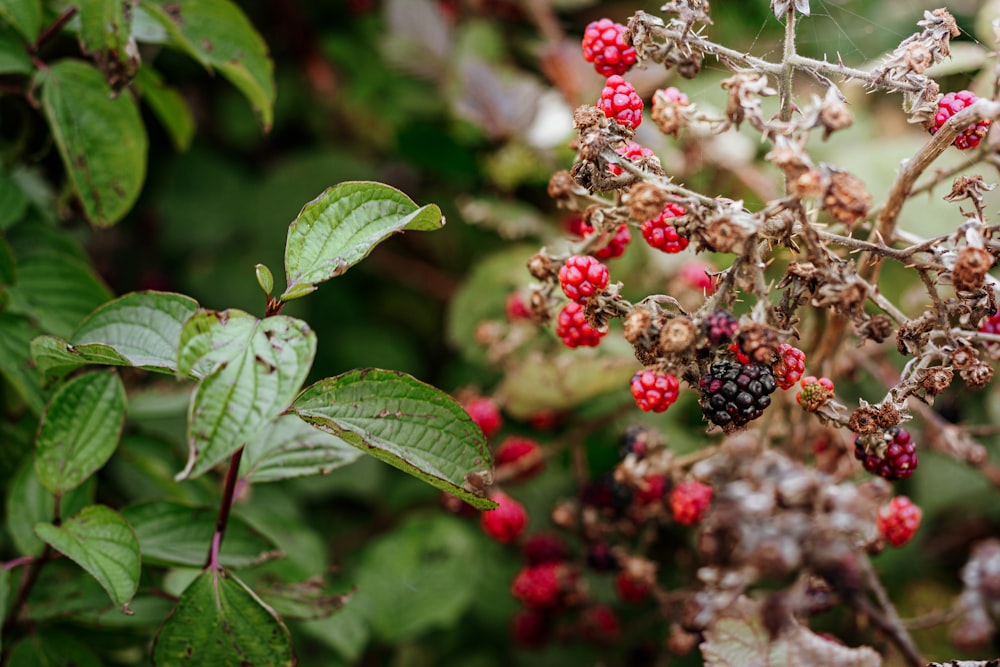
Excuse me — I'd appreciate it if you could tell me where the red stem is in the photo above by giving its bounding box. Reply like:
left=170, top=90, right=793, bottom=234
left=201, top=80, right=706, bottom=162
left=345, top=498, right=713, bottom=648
left=206, top=447, right=245, bottom=570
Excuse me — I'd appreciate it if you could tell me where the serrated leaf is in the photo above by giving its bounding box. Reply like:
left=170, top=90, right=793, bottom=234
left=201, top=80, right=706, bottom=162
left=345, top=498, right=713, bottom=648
left=292, top=368, right=494, bottom=510
left=77, top=0, right=132, bottom=62
left=34, top=505, right=140, bottom=611
left=498, top=349, right=636, bottom=419
left=140, top=0, right=274, bottom=130
left=134, top=66, right=195, bottom=152
left=240, top=413, right=362, bottom=483
left=6, top=459, right=95, bottom=557
left=30, top=335, right=130, bottom=383
left=0, top=0, right=42, bottom=43
left=356, top=516, right=478, bottom=641
left=177, top=310, right=316, bottom=479
left=5, top=224, right=113, bottom=338
left=59, top=290, right=200, bottom=374
left=153, top=567, right=294, bottom=666
left=36, top=59, right=147, bottom=226
left=0, top=313, right=46, bottom=414
left=282, top=181, right=444, bottom=299
left=35, top=370, right=126, bottom=495
left=121, top=500, right=280, bottom=568
left=0, top=28, right=31, bottom=75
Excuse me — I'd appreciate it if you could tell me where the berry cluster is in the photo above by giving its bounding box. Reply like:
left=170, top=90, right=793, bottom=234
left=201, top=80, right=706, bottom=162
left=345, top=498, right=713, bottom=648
left=877, top=496, right=922, bottom=547
left=556, top=301, right=605, bottom=347
left=559, top=255, right=610, bottom=302
left=630, top=370, right=680, bottom=412
left=598, top=75, right=643, bottom=129
left=641, top=203, right=688, bottom=253
left=609, top=140, right=654, bottom=176
left=854, top=427, right=918, bottom=481
left=929, top=90, right=992, bottom=150
left=581, top=19, right=636, bottom=76
left=772, top=343, right=807, bottom=390
left=699, top=361, right=778, bottom=429
left=669, top=481, right=713, bottom=526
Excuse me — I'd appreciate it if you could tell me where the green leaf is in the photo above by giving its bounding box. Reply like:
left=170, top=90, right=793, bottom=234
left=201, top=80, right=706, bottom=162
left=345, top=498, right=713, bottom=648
left=0, top=0, right=41, bottom=43
left=121, top=500, right=280, bottom=568
left=0, top=234, right=14, bottom=286
left=4, top=224, right=113, bottom=339
left=240, top=413, right=362, bottom=483
left=301, top=607, right=370, bottom=664
left=7, top=632, right=103, bottom=667
left=0, top=313, right=46, bottom=414
left=153, top=568, right=294, bottom=667
left=6, top=458, right=95, bottom=557
left=0, top=28, right=31, bottom=74
left=35, top=370, right=126, bottom=495
left=0, top=171, right=30, bottom=228
left=292, top=369, right=494, bottom=510
left=253, top=575, right=349, bottom=621
left=356, top=516, right=478, bottom=641
left=77, top=0, right=131, bottom=62
left=177, top=310, right=316, bottom=479
left=134, top=66, right=195, bottom=152
left=140, top=0, right=274, bottom=130
left=282, top=181, right=444, bottom=299
left=30, top=335, right=130, bottom=384
left=254, top=263, right=273, bottom=296
left=73, top=290, right=199, bottom=372
left=36, top=59, right=147, bottom=226
left=34, top=505, right=140, bottom=611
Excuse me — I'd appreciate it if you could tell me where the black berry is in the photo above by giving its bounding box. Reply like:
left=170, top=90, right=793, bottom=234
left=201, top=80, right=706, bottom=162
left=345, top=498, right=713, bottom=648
left=699, top=361, right=777, bottom=428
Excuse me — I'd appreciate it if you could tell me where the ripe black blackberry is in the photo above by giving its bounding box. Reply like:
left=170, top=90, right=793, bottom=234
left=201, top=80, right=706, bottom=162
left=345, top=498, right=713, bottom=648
left=702, top=309, right=739, bottom=347
left=581, top=473, right=634, bottom=516
left=699, top=361, right=777, bottom=429
left=586, top=542, right=620, bottom=572
left=854, top=427, right=918, bottom=481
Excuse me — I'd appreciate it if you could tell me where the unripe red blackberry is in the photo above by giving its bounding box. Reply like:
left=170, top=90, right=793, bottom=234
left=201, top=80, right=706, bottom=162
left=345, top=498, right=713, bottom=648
left=522, top=533, right=569, bottom=566
left=772, top=343, right=807, bottom=390
left=699, top=361, right=777, bottom=428
left=930, top=90, right=992, bottom=150
left=703, top=309, right=739, bottom=347
left=495, top=436, right=545, bottom=480
left=630, top=370, right=680, bottom=413
left=877, top=496, right=922, bottom=547
left=854, top=427, right=918, bottom=481
left=558, top=255, right=609, bottom=302
left=615, top=571, right=651, bottom=604
left=796, top=375, right=834, bottom=409
left=481, top=491, right=528, bottom=543
left=641, top=203, right=688, bottom=253
left=505, top=292, right=532, bottom=322
left=678, top=260, right=717, bottom=294
left=511, top=609, right=551, bottom=649
left=579, top=605, right=621, bottom=643
left=464, top=396, right=503, bottom=439
left=636, top=473, right=668, bottom=506
left=581, top=19, right=637, bottom=77
left=511, top=562, right=564, bottom=608
left=582, top=222, right=632, bottom=260
left=669, top=480, right=713, bottom=526
left=598, top=75, right=643, bottom=129
left=980, top=311, right=1000, bottom=334
left=609, top=140, right=653, bottom=176
left=555, top=301, right=606, bottom=348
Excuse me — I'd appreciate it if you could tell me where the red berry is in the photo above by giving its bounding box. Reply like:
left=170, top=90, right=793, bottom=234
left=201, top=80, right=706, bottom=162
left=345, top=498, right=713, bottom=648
left=464, top=396, right=503, bottom=439
left=582, top=19, right=637, bottom=77
left=635, top=473, right=668, bottom=506
left=615, top=571, right=651, bottom=604
left=630, top=370, right=680, bottom=412
left=558, top=255, right=609, bottom=303
left=796, top=375, right=834, bottom=405
left=495, top=436, right=545, bottom=479
left=773, top=343, right=807, bottom=390
left=589, top=223, right=632, bottom=260
left=854, top=427, right=918, bottom=481
left=522, top=533, right=568, bottom=566
left=481, top=491, right=528, bottom=543
left=930, top=90, right=991, bottom=150
left=579, top=605, right=620, bottom=643
left=877, top=496, right=923, bottom=547
left=598, top=75, right=643, bottom=129
left=659, top=86, right=689, bottom=105
left=511, top=609, right=551, bottom=648
left=511, top=562, right=566, bottom=608
left=609, top=140, right=654, bottom=176
left=505, top=292, right=532, bottom=322
left=556, top=301, right=606, bottom=348
left=678, top=259, right=717, bottom=294
left=641, top=204, right=688, bottom=253
left=980, top=311, right=1000, bottom=334
left=669, top=481, right=713, bottom=526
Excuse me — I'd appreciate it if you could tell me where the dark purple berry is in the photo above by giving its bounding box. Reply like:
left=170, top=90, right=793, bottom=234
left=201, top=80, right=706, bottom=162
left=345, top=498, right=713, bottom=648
left=699, top=361, right=777, bottom=428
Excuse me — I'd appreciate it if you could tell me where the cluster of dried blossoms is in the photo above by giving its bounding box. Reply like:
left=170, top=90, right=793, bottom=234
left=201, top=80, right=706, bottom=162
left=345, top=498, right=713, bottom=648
left=474, top=1, right=1000, bottom=664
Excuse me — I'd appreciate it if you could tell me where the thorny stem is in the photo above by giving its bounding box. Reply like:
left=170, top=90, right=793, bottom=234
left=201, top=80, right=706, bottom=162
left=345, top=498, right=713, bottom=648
left=206, top=447, right=245, bottom=570
left=779, top=7, right=796, bottom=123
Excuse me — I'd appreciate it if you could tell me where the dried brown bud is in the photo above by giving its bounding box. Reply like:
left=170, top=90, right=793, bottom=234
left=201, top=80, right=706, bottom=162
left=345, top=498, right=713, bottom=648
left=627, top=182, right=671, bottom=223
left=818, top=92, right=853, bottom=140
left=823, top=169, right=870, bottom=225
left=791, top=170, right=824, bottom=199
left=659, top=316, right=698, bottom=354
left=547, top=170, right=576, bottom=202
left=651, top=87, right=692, bottom=137
left=875, top=403, right=900, bottom=429
left=700, top=211, right=754, bottom=254
left=848, top=406, right=880, bottom=434
left=528, top=289, right=551, bottom=324
left=858, top=314, right=894, bottom=343
left=574, top=105, right=606, bottom=131
left=952, top=246, right=994, bottom=292
left=901, top=42, right=934, bottom=74
left=951, top=345, right=979, bottom=369
left=527, top=252, right=556, bottom=280
left=961, top=360, right=994, bottom=389
left=623, top=307, right=652, bottom=345
left=944, top=175, right=996, bottom=206
left=667, top=624, right=699, bottom=656
left=736, top=322, right=779, bottom=364
left=920, top=367, right=954, bottom=395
